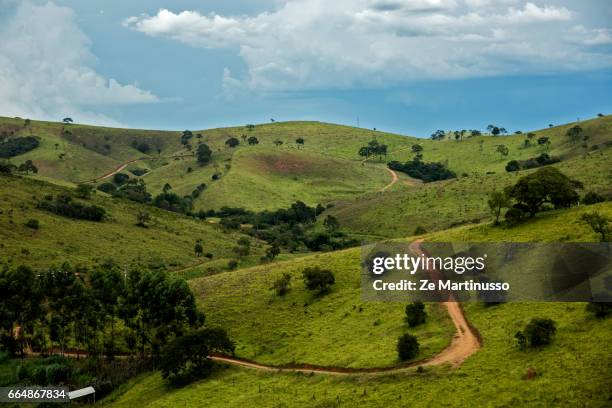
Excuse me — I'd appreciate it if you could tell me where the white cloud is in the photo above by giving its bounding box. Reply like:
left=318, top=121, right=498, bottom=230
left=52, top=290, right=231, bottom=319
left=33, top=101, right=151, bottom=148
left=0, top=1, right=158, bottom=125
left=124, top=1, right=612, bottom=91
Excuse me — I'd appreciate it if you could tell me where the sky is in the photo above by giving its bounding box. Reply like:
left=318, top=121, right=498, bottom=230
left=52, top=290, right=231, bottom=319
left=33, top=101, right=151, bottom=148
left=0, top=0, right=611, bottom=137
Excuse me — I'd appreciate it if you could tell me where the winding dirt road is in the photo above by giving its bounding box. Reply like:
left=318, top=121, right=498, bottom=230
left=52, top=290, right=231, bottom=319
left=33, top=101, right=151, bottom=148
left=209, top=240, right=481, bottom=376
left=380, top=167, right=399, bottom=192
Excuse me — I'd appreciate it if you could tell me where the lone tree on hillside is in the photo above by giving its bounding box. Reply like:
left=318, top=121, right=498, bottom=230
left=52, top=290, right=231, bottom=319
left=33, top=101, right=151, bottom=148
left=194, top=242, right=204, bottom=257
left=197, top=143, right=212, bottom=165
left=246, top=124, right=255, bottom=131
left=405, top=302, right=427, bottom=327
left=247, top=136, right=259, bottom=145
left=411, top=144, right=423, bottom=154
left=225, top=137, right=240, bottom=148
left=397, top=333, right=419, bottom=361
left=295, top=137, right=305, bottom=148
left=537, top=136, right=550, bottom=150
left=566, top=125, right=583, bottom=143
left=273, top=139, right=283, bottom=147
left=505, top=167, right=580, bottom=218
left=579, top=212, right=610, bottom=242
left=488, top=190, right=512, bottom=225
left=271, top=273, right=292, bottom=296
left=75, top=183, right=95, bottom=199
left=515, top=318, right=556, bottom=349
left=302, top=267, right=335, bottom=295
left=17, top=160, right=38, bottom=175
left=62, top=117, right=73, bottom=124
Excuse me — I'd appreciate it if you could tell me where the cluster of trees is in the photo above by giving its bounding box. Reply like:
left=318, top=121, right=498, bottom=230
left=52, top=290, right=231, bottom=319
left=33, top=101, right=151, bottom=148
left=388, top=158, right=456, bottom=183
left=505, top=153, right=560, bottom=172
left=0, top=136, right=40, bottom=158
left=208, top=201, right=357, bottom=254
left=488, top=167, right=581, bottom=225
left=430, top=129, right=483, bottom=141
left=396, top=302, right=427, bottom=361
left=487, top=124, right=507, bottom=136
left=271, top=267, right=335, bottom=297
left=358, top=140, right=388, bottom=160
left=98, top=174, right=152, bottom=204
left=131, top=140, right=151, bottom=154
left=37, top=194, right=106, bottom=222
left=0, top=160, right=38, bottom=175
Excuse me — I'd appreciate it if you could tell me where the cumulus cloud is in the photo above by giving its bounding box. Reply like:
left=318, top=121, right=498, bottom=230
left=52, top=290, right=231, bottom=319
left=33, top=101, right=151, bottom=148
left=124, top=0, right=612, bottom=91
left=0, top=1, right=158, bottom=125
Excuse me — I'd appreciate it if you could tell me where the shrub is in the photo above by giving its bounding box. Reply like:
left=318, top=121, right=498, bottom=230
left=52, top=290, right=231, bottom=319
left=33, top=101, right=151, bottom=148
left=97, top=182, right=116, bottom=193
left=197, top=144, right=212, bottom=164
left=515, top=318, right=556, bottom=349
left=75, top=183, right=95, bottom=199
left=113, top=173, right=130, bottom=185
left=405, top=302, right=427, bottom=327
left=397, top=333, right=419, bottom=361
left=25, top=219, right=39, bottom=230
left=227, top=260, right=238, bottom=270
left=130, top=168, right=149, bottom=176
left=388, top=159, right=456, bottom=182
left=504, top=207, right=526, bottom=226
left=586, top=302, right=611, bottom=318
left=302, top=267, right=335, bottom=295
left=272, top=273, right=292, bottom=296
left=582, top=191, right=605, bottom=205
left=0, top=136, right=40, bottom=158
left=37, top=195, right=106, bottom=221
left=413, top=226, right=427, bottom=235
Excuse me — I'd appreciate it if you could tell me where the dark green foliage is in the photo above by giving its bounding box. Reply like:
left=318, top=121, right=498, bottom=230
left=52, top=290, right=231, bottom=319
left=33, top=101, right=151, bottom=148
left=247, top=136, right=259, bottom=145
left=181, top=130, right=193, bottom=146
left=566, top=125, right=583, bottom=143
left=194, top=243, right=203, bottom=256
left=17, top=160, right=38, bottom=174
left=25, top=219, right=39, bottom=229
left=397, top=333, right=419, bottom=361
left=405, top=302, right=427, bottom=327
left=113, top=179, right=151, bottom=204
left=37, top=195, right=106, bottom=221
left=515, top=318, right=556, bottom=349
left=130, top=168, right=149, bottom=176
left=487, top=190, right=511, bottom=225
left=153, top=191, right=193, bottom=214
left=505, top=153, right=561, bottom=172
left=388, top=159, right=456, bottom=183
left=272, top=273, right=292, bottom=296
left=0, top=136, right=40, bottom=158
left=227, top=260, right=238, bottom=270
left=225, top=137, right=240, bottom=148
left=131, top=141, right=151, bottom=154
left=358, top=140, right=388, bottom=160
left=261, top=245, right=280, bottom=262
left=302, top=267, right=335, bottom=295
left=0, top=161, right=16, bottom=175
left=113, top=173, right=130, bottom=185
left=136, top=211, right=151, bottom=227
left=97, top=182, right=117, bottom=193
left=323, top=215, right=340, bottom=231
left=159, top=328, right=234, bottom=386
left=414, top=225, right=427, bottom=235
left=586, top=302, right=611, bottom=318
left=75, top=183, right=95, bottom=199
left=582, top=191, right=605, bottom=205
left=197, top=143, right=212, bottom=165
left=505, top=167, right=580, bottom=217
left=295, top=137, right=305, bottom=146
left=579, top=212, right=610, bottom=242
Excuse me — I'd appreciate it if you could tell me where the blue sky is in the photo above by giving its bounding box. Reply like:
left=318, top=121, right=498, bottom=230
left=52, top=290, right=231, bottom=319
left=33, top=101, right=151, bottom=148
left=0, top=0, right=611, bottom=137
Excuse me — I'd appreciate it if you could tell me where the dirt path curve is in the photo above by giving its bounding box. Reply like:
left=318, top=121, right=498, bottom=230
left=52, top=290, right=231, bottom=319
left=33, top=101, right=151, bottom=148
left=82, top=154, right=194, bottom=183
left=380, top=167, right=398, bottom=192
left=209, top=239, right=481, bottom=376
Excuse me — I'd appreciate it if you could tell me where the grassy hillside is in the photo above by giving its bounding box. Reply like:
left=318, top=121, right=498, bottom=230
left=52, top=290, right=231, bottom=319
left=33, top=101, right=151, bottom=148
left=0, top=175, right=265, bottom=271
left=104, top=203, right=612, bottom=407
left=329, top=139, right=611, bottom=239
left=190, top=248, right=454, bottom=368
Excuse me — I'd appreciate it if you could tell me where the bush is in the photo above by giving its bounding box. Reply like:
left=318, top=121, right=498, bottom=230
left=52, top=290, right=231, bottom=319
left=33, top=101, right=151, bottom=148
left=130, top=168, right=149, bottom=176
left=227, top=260, right=238, bottom=270
left=504, top=207, right=526, bottom=226
left=413, top=226, right=427, bottom=235
left=405, top=302, right=427, bottom=327
left=515, top=318, right=556, bottom=349
left=272, top=273, right=292, bottom=296
left=397, top=333, right=419, bottom=361
left=37, top=195, right=106, bottom=221
left=0, top=136, right=40, bottom=158
left=25, top=219, right=39, bottom=229
left=586, top=302, right=611, bottom=318
left=97, top=182, right=116, bottom=193
left=582, top=191, right=605, bottom=205
left=388, top=159, right=456, bottom=182
left=113, top=173, right=130, bottom=185
left=302, top=267, right=335, bottom=295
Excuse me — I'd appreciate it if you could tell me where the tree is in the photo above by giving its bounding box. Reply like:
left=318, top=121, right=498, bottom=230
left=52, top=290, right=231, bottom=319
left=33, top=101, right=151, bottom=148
left=566, top=125, right=583, bottom=143
left=262, top=245, right=280, bottom=262
left=194, top=243, right=204, bottom=257
left=181, top=130, right=193, bottom=146
left=397, top=333, right=419, bottom=361
left=113, top=173, right=130, bottom=185
left=495, top=144, right=509, bottom=157
left=197, top=143, right=212, bottom=165
left=323, top=215, right=340, bottom=232
left=527, top=132, right=536, bottom=140
left=488, top=190, right=511, bottom=225
left=505, top=160, right=521, bottom=172
left=159, top=327, right=234, bottom=385
left=302, top=267, right=335, bottom=295
left=62, top=118, right=73, bottom=124
left=515, top=318, right=556, bottom=348
left=272, top=273, right=292, bottom=296
left=136, top=211, right=151, bottom=227
left=506, top=167, right=580, bottom=217
left=295, top=137, right=305, bottom=147
left=17, top=160, right=38, bottom=175
left=537, top=137, right=550, bottom=151
left=247, top=136, right=259, bottom=145
left=163, top=183, right=172, bottom=193
left=25, top=219, right=39, bottom=229
left=75, top=183, right=94, bottom=199
left=411, top=144, right=423, bottom=154
left=582, top=192, right=605, bottom=205
left=225, top=137, right=240, bottom=148
left=487, top=125, right=501, bottom=136
left=273, top=139, right=283, bottom=147
left=579, top=212, right=610, bottom=242
left=405, top=302, right=426, bottom=327
left=246, top=124, right=255, bottom=131
left=430, top=130, right=445, bottom=140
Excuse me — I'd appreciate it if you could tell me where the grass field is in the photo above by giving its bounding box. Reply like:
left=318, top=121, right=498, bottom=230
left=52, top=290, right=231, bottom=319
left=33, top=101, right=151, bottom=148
left=0, top=176, right=265, bottom=271
left=104, top=203, right=612, bottom=407
left=190, top=248, right=454, bottom=368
